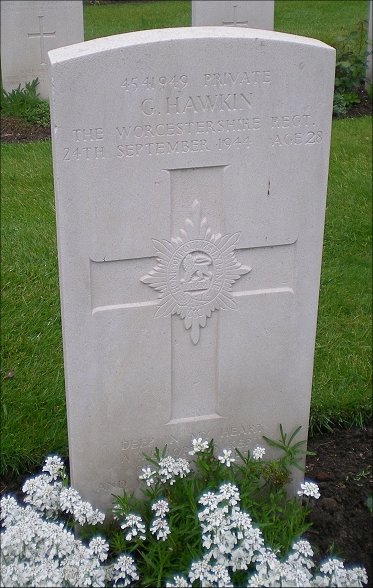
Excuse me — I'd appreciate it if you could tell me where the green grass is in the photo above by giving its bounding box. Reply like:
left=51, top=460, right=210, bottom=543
left=275, top=0, right=370, bottom=47
left=84, top=0, right=190, bottom=40
left=310, top=116, right=372, bottom=433
left=1, top=142, right=66, bottom=475
left=83, top=0, right=370, bottom=46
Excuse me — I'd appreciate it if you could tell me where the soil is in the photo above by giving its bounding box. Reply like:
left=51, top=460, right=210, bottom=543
left=1, top=116, right=51, bottom=143
left=305, top=427, right=373, bottom=586
left=1, top=88, right=372, bottom=584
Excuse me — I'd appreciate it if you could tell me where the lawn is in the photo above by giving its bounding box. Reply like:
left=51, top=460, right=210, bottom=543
left=1, top=0, right=372, bottom=476
left=83, top=0, right=370, bottom=43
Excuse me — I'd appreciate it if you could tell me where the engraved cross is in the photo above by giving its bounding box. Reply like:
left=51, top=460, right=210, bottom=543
left=222, top=4, right=249, bottom=27
left=90, top=166, right=295, bottom=426
left=28, top=16, right=56, bottom=65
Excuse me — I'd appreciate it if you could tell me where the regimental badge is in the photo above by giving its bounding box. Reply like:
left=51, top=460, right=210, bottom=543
left=141, top=200, right=251, bottom=344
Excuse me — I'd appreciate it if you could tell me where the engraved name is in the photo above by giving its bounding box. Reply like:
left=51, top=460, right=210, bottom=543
left=141, top=92, right=253, bottom=116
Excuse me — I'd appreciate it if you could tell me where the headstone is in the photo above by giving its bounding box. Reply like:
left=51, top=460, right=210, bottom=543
left=366, top=0, right=372, bottom=85
left=1, top=1, right=83, bottom=99
left=192, top=1, right=274, bottom=30
left=49, top=27, right=335, bottom=512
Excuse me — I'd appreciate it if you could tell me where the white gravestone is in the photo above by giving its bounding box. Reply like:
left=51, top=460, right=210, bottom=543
left=1, top=1, right=83, bottom=99
left=192, top=1, right=274, bottom=30
left=49, top=28, right=335, bottom=512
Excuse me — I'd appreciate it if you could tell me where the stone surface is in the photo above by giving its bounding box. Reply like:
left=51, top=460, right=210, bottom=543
left=49, top=27, right=335, bottom=512
left=192, top=1, right=274, bottom=30
left=1, top=1, right=83, bottom=99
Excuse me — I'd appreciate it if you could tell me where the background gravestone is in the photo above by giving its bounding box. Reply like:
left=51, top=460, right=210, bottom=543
left=1, top=0, right=83, bottom=99
left=192, top=0, right=274, bottom=30
left=49, top=27, right=335, bottom=512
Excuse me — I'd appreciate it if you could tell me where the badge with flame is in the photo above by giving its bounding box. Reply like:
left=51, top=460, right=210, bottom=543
left=141, top=200, right=251, bottom=344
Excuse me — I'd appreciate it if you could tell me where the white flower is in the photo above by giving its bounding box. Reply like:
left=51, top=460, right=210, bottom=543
left=189, top=437, right=209, bottom=455
left=111, top=554, right=139, bottom=586
left=166, top=575, right=190, bottom=587
left=231, top=510, right=253, bottom=535
left=73, top=499, right=105, bottom=526
left=42, top=455, right=65, bottom=480
left=59, top=487, right=105, bottom=525
left=219, top=483, right=240, bottom=506
left=150, top=517, right=171, bottom=541
left=1, top=499, right=107, bottom=588
left=158, top=456, right=190, bottom=485
left=139, top=467, right=156, bottom=487
left=198, top=491, right=220, bottom=512
left=256, top=546, right=280, bottom=571
left=22, top=474, right=62, bottom=517
left=0, top=495, right=19, bottom=521
left=189, top=559, right=215, bottom=583
left=218, top=449, right=235, bottom=467
left=59, top=487, right=81, bottom=512
left=209, top=563, right=233, bottom=586
left=151, top=499, right=169, bottom=518
left=297, top=481, right=321, bottom=499
left=252, top=446, right=266, bottom=461
left=320, top=558, right=345, bottom=575
left=247, top=573, right=264, bottom=587
left=159, top=456, right=178, bottom=484
left=292, top=539, right=314, bottom=558
left=89, top=536, right=109, bottom=561
left=346, top=566, right=368, bottom=587
left=120, top=514, right=146, bottom=541
left=174, top=458, right=191, bottom=478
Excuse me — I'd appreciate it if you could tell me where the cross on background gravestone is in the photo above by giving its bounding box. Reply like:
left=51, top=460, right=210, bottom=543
left=28, top=15, right=56, bottom=65
left=192, top=0, right=274, bottom=30
left=49, top=28, right=335, bottom=512
left=1, top=1, right=83, bottom=99
left=222, top=5, right=249, bottom=27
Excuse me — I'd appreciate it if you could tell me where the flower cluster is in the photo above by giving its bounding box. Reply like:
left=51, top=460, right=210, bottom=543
left=59, top=487, right=105, bottom=526
left=298, top=481, right=321, bottom=500
left=1, top=446, right=368, bottom=588
left=189, top=437, right=209, bottom=455
left=159, top=456, right=190, bottom=485
left=252, top=446, right=266, bottom=461
left=42, top=455, right=65, bottom=480
left=108, top=554, right=139, bottom=587
left=120, top=514, right=146, bottom=541
left=150, top=499, right=170, bottom=541
left=166, top=484, right=368, bottom=588
left=197, top=483, right=264, bottom=575
left=22, top=456, right=104, bottom=526
left=139, top=456, right=190, bottom=487
left=247, top=543, right=368, bottom=587
left=218, top=449, right=236, bottom=467
left=151, top=498, right=169, bottom=518
left=0, top=493, right=138, bottom=587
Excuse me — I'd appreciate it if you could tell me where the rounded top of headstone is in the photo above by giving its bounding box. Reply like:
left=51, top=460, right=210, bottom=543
left=48, top=26, right=334, bottom=65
